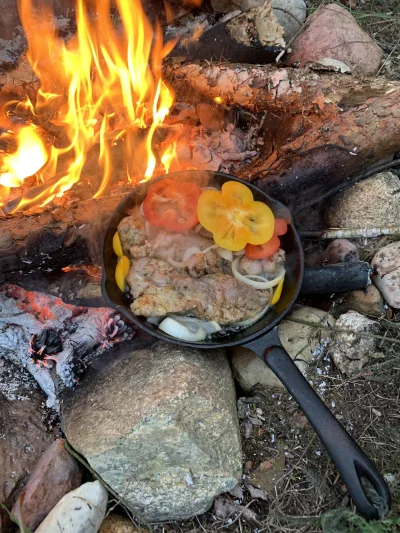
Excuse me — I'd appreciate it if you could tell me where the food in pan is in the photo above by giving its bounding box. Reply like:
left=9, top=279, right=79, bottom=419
left=113, top=178, right=288, bottom=341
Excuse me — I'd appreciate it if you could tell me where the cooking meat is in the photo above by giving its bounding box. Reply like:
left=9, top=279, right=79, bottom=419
left=239, top=249, right=285, bottom=278
left=117, top=208, right=146, bottom=255
left=127, top=257, right=270, bottom=324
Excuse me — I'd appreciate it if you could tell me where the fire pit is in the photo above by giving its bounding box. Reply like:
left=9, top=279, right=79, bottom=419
left=1, top=0, right=400, bottom=530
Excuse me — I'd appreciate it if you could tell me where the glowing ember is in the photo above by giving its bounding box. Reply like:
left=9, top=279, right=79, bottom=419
left=0, top=0, right=177, bottom=212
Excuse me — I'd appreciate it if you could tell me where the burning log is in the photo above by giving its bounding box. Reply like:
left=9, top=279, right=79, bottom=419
left=0, top=284, right=134, bottom=408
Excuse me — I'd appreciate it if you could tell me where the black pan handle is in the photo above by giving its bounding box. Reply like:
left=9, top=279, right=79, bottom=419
left=244, top=332, right=391, bottom=520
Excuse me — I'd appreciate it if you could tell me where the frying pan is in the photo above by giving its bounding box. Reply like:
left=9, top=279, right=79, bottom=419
left=102, top=170, right=391, bottom=520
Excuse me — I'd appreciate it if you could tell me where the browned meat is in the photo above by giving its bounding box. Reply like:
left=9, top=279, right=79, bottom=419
left=117, top=208, right=146, bottom=255
left=127, top=258, right=270, bottom=324
left=239, top=249, right=286, bottom=278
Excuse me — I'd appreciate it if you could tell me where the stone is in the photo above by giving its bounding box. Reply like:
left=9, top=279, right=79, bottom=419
left=99, top=515, right=143, bottom=532
left=271, top=0, right=306, bottom=41
left=62, top=342, right=242, bottom=522
left=12, top=439, right=82, bottom=531
left=35, top=480, right=108, bottom=533
left=328, top=172, right=400, bottom=229
left=372, top=241, right=400, bottom=309
left=328, top=311, right=380, bottom=376
left=0, top=359, right=54, bottom=532
left=289, top=3, right=382, bottom=76
left=321, top=239, right=359, bottom=264
left=340, top=285, right=384, bottom=318
left=231, top=305, right=335, bottom=392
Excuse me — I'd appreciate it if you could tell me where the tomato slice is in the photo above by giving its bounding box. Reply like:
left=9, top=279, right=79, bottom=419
left=245, top=235, right=281, bottom=259
left=274, top=219, right=288, bottom=236
left=143, top=178, right=202, bottom=232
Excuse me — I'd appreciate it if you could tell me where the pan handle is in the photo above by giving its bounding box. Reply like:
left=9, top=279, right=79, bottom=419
left=244, top=332, right=391, bottom=520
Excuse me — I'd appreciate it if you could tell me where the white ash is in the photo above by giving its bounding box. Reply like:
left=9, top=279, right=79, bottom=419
left=0, top=285, right=132, bottom=409
left=0, top=358, right=37, bottom=401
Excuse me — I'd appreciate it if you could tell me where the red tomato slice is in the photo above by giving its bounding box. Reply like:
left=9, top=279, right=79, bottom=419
left=245, top=235, right=281, bottom=259
left=274, top=219, right=288, bottom=236
left=143, top=178, right=202, bottom=232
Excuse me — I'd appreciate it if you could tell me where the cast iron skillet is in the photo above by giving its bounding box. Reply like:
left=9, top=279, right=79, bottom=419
left=102, top=170, right=391, bottom=520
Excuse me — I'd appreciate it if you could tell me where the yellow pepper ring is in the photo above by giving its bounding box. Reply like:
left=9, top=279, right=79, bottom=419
left=115, top=255, right=130, bottom=292
left=197, top=181, right=275, bottom=251
left=113, top=231, right=123, bottom=257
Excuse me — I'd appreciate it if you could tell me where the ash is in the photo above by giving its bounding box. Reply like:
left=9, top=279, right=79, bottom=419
left=0, top=285, right=134, bottom=409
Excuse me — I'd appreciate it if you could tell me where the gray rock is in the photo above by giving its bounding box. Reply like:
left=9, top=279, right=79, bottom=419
left=372, top=241, right=400, bottom=309
left=305, top=239, right=359, bottom=267
left=271, top=0, right=306, bottom=41
left=35, top=481, right=108, bottom=533
left=231, top=305, right=335, bottom=391
left=328, top=311, right=380, bottom=376
left=62, top=342, right=242, bottom=521
left=340, top=285, right=384, bottom=318
left=328, top=172, right=400, bottom=229
left=289, top=3, right=382, bottom=76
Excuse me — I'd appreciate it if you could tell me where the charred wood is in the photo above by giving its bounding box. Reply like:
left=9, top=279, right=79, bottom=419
left=301, top=262, right=370, bottom=296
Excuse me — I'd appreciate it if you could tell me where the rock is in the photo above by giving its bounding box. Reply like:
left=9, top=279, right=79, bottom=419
left=271, top=0, right=306, bottom=41
left=289, top=3, right=382, bottom=76
left=372, top=241, right=400, bottom=309
left=12, top=439, right=82, bottom=531
left=328, top=311, right=380, bottom=376
left=340, top=285, right=384, bottom=318
left=35, top=480, right=108, bottom=533
left=247, top=453, right=286, bottom=495
left=328, top=172, right=400, bottom=229
left=305, top=239, right=359, bottom=267
left=231, top=305, right=335, bottom=391
left=62, top=342, right=242, bottom=521
left=99, top=515, right=143, bottom=532
left=0, top=359, right=54, bottom=532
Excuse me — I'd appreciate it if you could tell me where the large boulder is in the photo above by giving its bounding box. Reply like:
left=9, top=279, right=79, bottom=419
left=231, top=305, right=335, bottom=392
left=372, top=241, right=400, bottom=309
left=289, top=3, right=382, bottom=76
left=62, top=342, right=242, bottom=522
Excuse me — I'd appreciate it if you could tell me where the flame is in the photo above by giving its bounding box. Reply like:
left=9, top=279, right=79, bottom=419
left=0, top=125, right=48, bottom=188
left=0, top=0, right=176, bottom=212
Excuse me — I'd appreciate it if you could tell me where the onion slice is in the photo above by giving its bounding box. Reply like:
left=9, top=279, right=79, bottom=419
left=216, top=247, right=233, bottom=262
left=168, top=314, right=221, bottom=334
left=159, top=317, right=207, bottom=342
left=232, top=257, right=285, bottom=289
left=167, top=257, right=187, bottom=268
left=183, top=247, right=202, bottom=262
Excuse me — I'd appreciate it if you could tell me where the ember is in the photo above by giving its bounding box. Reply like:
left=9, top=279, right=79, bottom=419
left=0, top=0, right=176, bottom=212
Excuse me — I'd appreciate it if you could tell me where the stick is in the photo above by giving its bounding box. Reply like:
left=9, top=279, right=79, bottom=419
left=300, top=226, right=400, bottom=239
left=301, top=262, right=370, bottom=295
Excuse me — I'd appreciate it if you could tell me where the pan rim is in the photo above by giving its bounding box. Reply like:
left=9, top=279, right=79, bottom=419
left=101, top=170, right=304, bottom=349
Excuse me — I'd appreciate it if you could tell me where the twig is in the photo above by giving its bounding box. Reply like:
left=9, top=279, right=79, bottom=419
left=275, top=13, right=310, bottom=62
left=286, top=317, right=400, bottom=344
left=299, top=226, right=400, bottom=239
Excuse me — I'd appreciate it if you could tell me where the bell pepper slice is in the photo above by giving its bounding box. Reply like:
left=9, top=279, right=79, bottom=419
left=274, top=219, right=288, bottom=236
left=143, top=178, right=202, bottom=232
left=197, top=181, right=275, bottom=251
left=113, top=231, right=123, bottom=257
left=271, top=276, right=284, bottom=305
left=115, top=255, right=130, bottom=292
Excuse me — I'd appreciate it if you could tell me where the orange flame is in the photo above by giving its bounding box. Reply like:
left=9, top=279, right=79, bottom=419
left=0, top=0, right=176, bottom=212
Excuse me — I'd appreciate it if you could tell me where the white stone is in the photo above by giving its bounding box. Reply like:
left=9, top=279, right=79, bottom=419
left=36, top=481, right=108, bottom=533
left=231, top=305, right=335, bottom=391
left=372, top=241, right=400, bottom=309
left=328, top=311, right=380, bottom=376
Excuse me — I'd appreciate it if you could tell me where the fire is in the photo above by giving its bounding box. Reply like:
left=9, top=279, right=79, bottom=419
left=0, top=0, right=176, bottom=212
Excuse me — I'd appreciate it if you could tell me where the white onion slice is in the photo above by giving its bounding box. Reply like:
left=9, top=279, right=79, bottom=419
left=183, top=247, right=202, bottom=262
left=233, top=303, right=271, bottom=328
left=167, top=257, right=187, bottom=268
left=216, top=247, right=233, bottom=262
left=168, top=314, right=221, bottom=334
left=233, top=249, right=245, bottom=256
left=232, top=257, right=285, bottom=289
left=201, top=243, right=219, bottom=254
left=159, top=317, right=207, bottom=342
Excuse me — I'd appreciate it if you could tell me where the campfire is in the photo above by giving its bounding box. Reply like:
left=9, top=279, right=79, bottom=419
left=0, top=0, right=399, bottom=531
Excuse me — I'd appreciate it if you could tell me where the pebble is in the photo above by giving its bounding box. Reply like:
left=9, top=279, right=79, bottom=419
left=328, top=172, right=400, bottom=229
left=289, top=3, right=382, bottom=76
left=99, top=515, right=144, bottom=532
left=271, top=0, right=306, bottom=41
left=12, top=439, right=82, bottom=531
left=372, top=241, right=400, bottom=309
left=35, top=481, right=108, bottom=533
left=327, top=311, right=381, bottom=376
left=305, top=239, right=359, bottom=267
left=340, top=285, right=384, bottom=318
